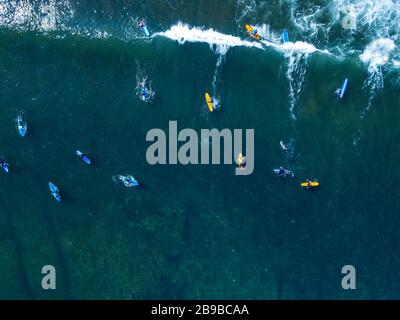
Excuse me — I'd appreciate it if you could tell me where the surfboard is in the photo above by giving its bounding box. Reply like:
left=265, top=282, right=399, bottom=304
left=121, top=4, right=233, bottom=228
left=339, top=78, right=348, bottom=99
left=17, top=116, right=27, bottom=137
left=49, top=182, right=61, bottom=202
left=205, top=93, right=214, bottom=112
left=245, top=24, right=254, bottom=33
left=301, top=181, right=319, bottom=188
left=282, top=29, right=289, bottom=43
left=142, top=25, right=150, bottom=37
left=245, top=24, right=261, bottom=40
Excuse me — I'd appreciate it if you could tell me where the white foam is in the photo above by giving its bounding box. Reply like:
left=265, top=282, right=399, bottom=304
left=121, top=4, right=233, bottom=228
left=393, top=60, right=400, bottom=68
left=284, top=50, right=310, bottom=121
left=360, top=38, right=396, bottom=73
left=235, top=0, right=257, bottom=24
left=359, top=38, right=395, bottom=118
left=0, top=0, right=111, bottom=40
left=329, top=0, right=400, bottom=45
left=154, top=23, right=264, bottom=52
left=280, top=41, right=319, bottom=54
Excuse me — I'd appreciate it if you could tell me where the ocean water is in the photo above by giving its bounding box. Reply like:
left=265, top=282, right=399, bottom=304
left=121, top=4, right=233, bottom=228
left=1, top=0, right=400, bottom=299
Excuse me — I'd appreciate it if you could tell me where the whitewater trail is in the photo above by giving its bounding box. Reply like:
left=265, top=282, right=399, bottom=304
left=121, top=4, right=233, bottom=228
left=284, top=51, right=311, bottom=121
left=154, top=23, right=326, bottom=56
left=359, top=38, right=396, bottom=119
left=235, top=0, right=257, bottom=25
left=154, top=23, right=264, bottom=52
left=212, top=53, right=226, bottom=94
left=351, top=38, right=396, bottom=147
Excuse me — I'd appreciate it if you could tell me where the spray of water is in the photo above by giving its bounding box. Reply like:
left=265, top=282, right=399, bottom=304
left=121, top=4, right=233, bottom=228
left=284, top=50, right=310, bottom=121
left=359, top=38, right=396, bottom=117
left=235, top=0, right=257, bottom=25
left=212, top=53, right=226, bottom=93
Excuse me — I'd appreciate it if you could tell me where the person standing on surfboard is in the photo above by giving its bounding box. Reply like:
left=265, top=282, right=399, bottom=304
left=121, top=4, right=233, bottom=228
left=236, top=153, right=246, bottom=169
left=137, top=18, right=150, bottom=37
left=138, top=19, right=145, bottom=29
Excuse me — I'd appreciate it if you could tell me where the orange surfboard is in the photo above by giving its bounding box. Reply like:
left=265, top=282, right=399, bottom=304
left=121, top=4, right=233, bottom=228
left=301, top=181, right=319, bottom=188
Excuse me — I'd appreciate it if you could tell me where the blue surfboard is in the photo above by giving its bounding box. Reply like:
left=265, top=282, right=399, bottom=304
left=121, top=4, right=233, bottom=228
left=337, top=78, right=348, bottom=99
left=76, top=150, right=91, bottom=165
left=282, top=29, right=289, bottom=43
left=49, top=182, right=61, bottom=202
left=0, top=162, right=9, bottom=173
left=0, top=157, right=9, bottom=173
left=142, top=25, right=150, bottom=37
left=17, top=115, right=27, bottom=137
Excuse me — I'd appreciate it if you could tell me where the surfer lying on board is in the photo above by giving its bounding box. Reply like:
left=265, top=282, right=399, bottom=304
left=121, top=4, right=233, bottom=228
left=0, top=157, right=9, bottom=173
left=273, top=167, right=294, bottom=178
left=300, top=180, right=319, bottom=189
left=136, top=77, right=155, bottom=102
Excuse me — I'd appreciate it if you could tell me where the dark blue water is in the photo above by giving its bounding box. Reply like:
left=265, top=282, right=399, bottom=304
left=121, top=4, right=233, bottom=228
left=1, top=0, right=400, bottom=299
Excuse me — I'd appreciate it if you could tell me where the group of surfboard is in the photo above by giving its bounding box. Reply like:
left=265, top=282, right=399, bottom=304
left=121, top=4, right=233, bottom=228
left=203, top=25, right=350, bottom=189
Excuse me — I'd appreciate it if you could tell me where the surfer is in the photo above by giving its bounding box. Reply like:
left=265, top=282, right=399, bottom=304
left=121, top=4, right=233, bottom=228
left=136, top=77, right=154, bottom=102
left=0, top=157, right=9, bottom=173
left=236, top=153, right=246, bottom=169
left=118, top=175, right=139, bottom=187
left=141, top=86, right=150, bottom=100
left=281, top=29, right=289, bottom=43
left=301, top=179, right=319, bottom=189
left=137, top=19, right=150, bottom=37
left=335, top=78, right=348, bottom=99
left=245, top=25, right=262, bottom=41
left=205, top=92, right=216, bottom=112
left=273, top=167, right=294, bottom=178
left=138, top=19, right=145, bottom=29
left=280, top=141, right=288, bottom=151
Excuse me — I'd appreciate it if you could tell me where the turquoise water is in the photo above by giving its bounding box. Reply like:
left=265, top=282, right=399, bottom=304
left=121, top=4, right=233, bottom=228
left=1, top=0, right=400, bottom=299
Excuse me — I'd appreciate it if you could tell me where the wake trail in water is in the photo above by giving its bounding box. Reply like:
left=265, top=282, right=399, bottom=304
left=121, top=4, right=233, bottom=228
left=211, top=52, right=226, bottom=105
left=353, top=38, right=396, bottom=146
left=212, top=54, right=225, bottom=90
left=235, top=0, right=257, bottom=25
left=154, top=23, right=264, bottom=52
left=284, top=50, right=310, bottom=121
left=212, top=43, right=230, bottom=91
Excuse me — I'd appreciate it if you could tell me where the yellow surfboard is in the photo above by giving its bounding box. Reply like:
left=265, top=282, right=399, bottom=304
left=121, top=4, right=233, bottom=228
left=245, top=24, right=261, bottom=40
left=245, top=24, right=254, bottom=33
left=301, top=181, right=319, bottom=188
left=205, top=93, right=214, bottom=112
